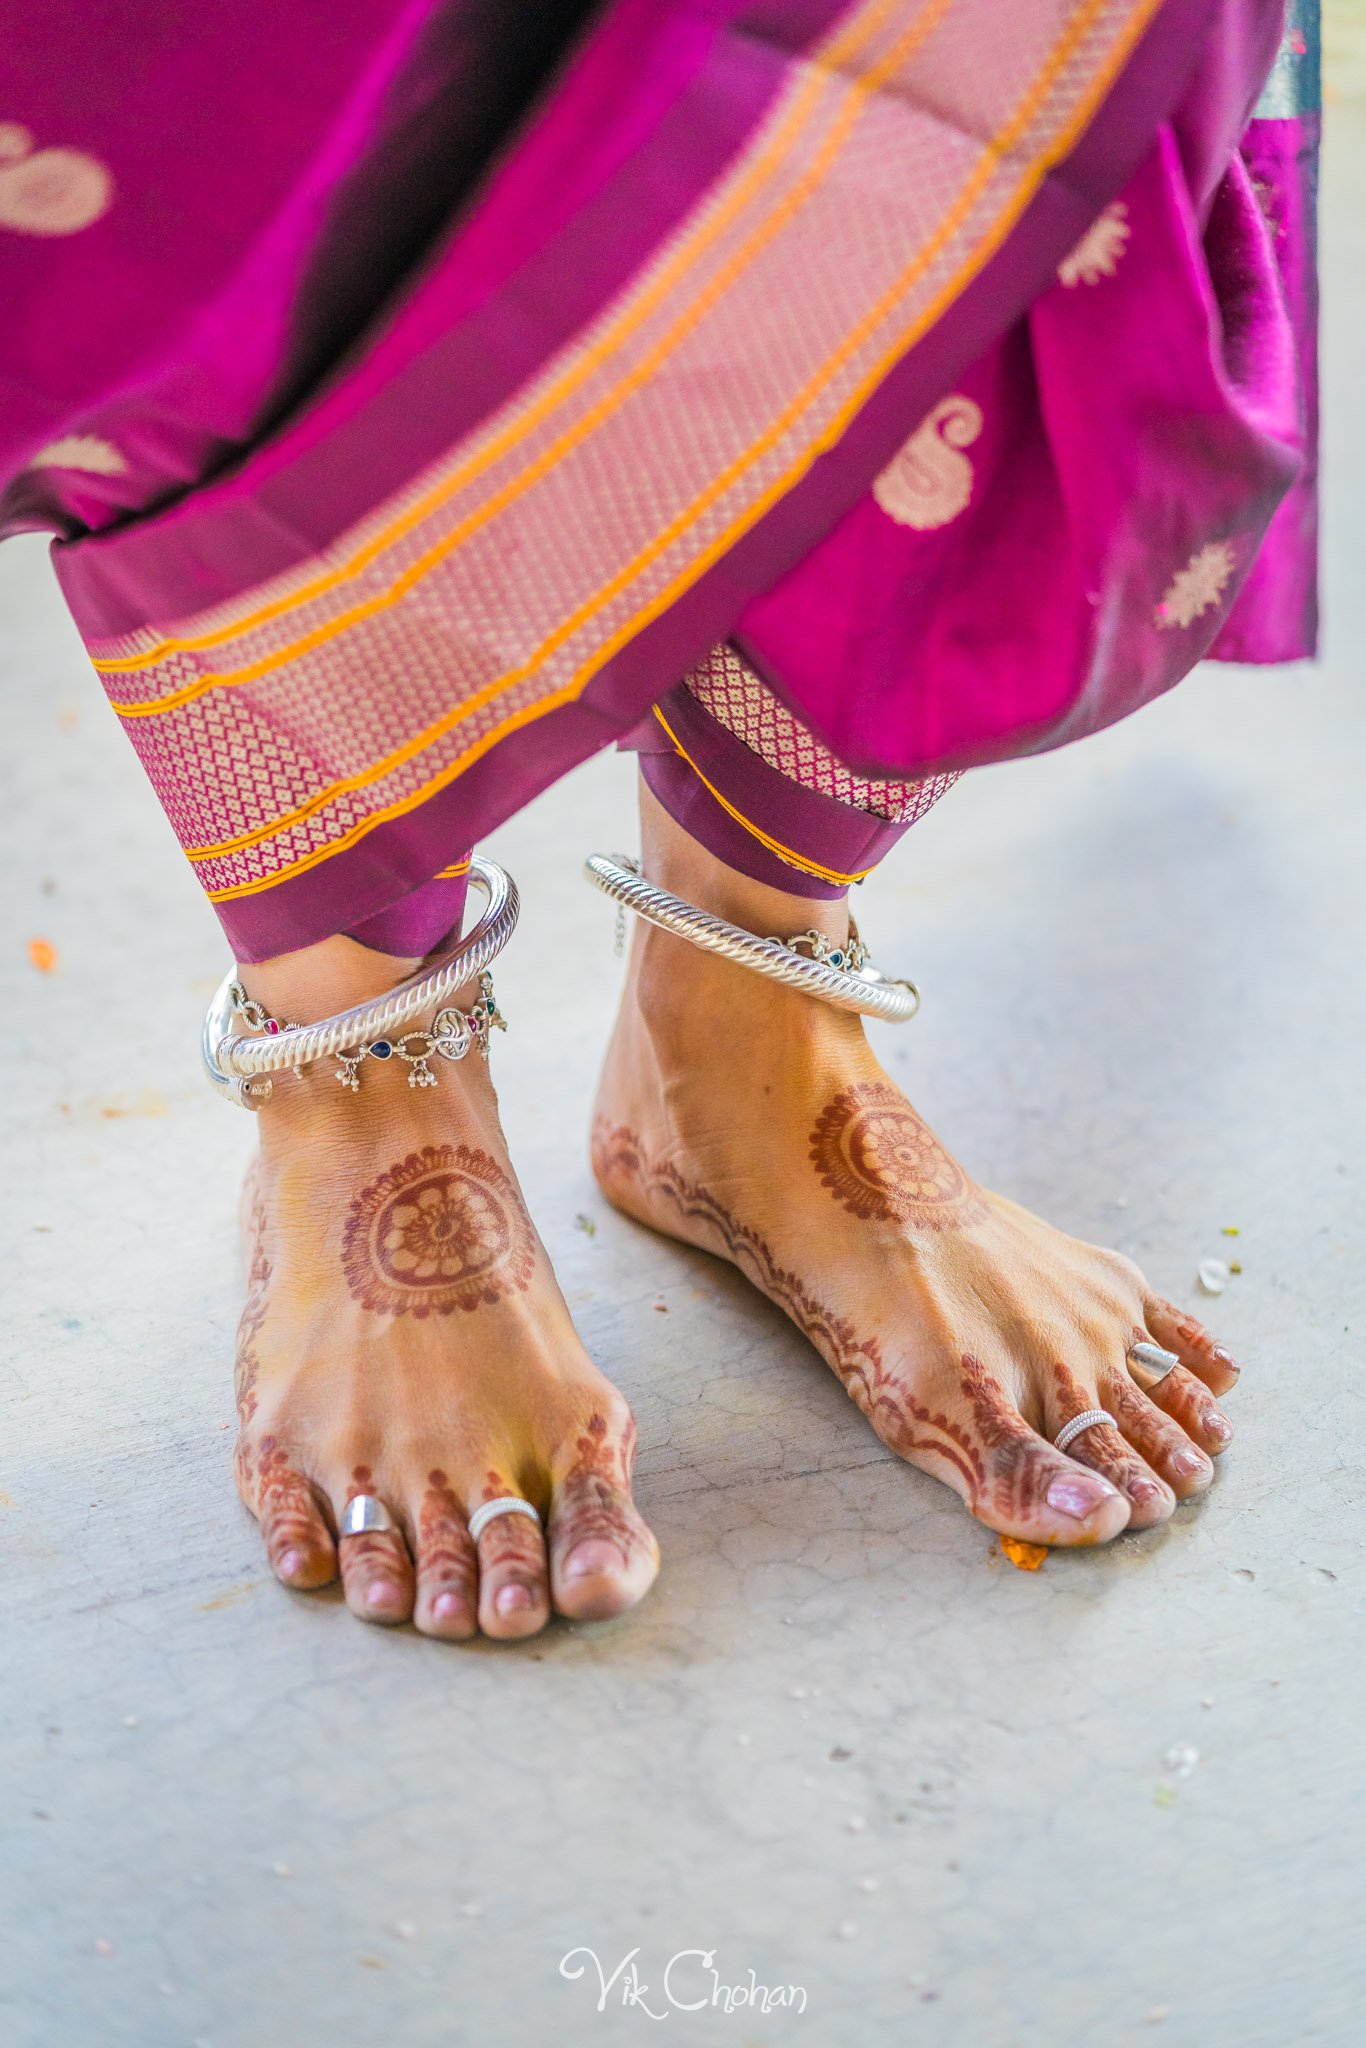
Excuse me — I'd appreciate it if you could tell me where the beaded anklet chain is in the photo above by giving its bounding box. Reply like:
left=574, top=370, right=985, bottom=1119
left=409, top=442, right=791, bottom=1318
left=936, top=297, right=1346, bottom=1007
left=228, top=970, right=505, bottom=1093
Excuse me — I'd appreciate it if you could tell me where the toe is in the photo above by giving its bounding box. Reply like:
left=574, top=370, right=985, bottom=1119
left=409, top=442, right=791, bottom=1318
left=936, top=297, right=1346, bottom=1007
left=1104, top=1372, right=1216, bottom=1497
left=940, top=1360, right=1130, bottom=1546
left=1044, top=1367, right=1174, bottom=1529
left=1141, top=1359, right=1234, bottom=1461
left=981, top=1424, right=1131, bottom=1545
left=548, top=1423, right=660, bottom=1623
left=1143, top=1296, right=1240, bottom=1396
left=248, top=1439, right=337, bottom=1591
left=1053, top=1415, right=1175, bottom=1529
left=335, top=1480, right=415, bottom=1626
left=412, top=1469, right=478, bottom=1640
left=474, top=1498, right=551, bottom=1640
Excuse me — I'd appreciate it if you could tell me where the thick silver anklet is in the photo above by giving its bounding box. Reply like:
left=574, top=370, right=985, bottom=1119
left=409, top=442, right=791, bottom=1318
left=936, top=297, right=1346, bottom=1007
left=202, top=855, right=518, bottom=1110
left=584, top=853, right=919, bottom=1023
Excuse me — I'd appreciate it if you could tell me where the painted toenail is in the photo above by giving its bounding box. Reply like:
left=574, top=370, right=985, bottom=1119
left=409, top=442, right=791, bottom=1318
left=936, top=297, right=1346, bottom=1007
left=1211, top=1347, right=1240, bottom=1375
left=1205, top=1413, right=1233, bottom=1443
left=564, top=1540, right=621, bottom=1581
left=1046, top=1474, right=1119, bottom=1518
left=495, top=1582, right=535, bottom=1616
left=432, top=1592, right=462, bottom=1620
left=278, top=1548, right=305, bottom=1580
left=365, top=1579, right=402, bottom=1611
left=1174, top=1448, right=1209, bottom=1477
left=1129, top=1477, right=1164, bottom=1505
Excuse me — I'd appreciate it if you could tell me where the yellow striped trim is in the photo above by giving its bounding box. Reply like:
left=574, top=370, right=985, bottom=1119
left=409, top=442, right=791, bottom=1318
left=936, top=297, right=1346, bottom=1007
left=199, top=0, right=1160, bottom=903
left=651, top=707, right=876, bottom=885
left=94, top=0, right=908, bottom=692
left=432, top=858, right=471, bottom=879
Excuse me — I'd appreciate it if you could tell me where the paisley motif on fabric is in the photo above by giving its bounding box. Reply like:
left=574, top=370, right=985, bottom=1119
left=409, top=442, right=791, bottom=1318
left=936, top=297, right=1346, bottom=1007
left=872, top=396, right=984, bottom=530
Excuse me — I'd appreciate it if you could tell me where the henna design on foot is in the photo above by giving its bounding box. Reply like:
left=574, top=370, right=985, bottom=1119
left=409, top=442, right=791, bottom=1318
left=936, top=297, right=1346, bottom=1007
left=593, top=1121, right=987, bottom=1503
left=341, top=1144, right=535, bottom=1317
left=808, top=1082, right=984, bottom=1229
left=233, top=1191, right=270, bottom=1494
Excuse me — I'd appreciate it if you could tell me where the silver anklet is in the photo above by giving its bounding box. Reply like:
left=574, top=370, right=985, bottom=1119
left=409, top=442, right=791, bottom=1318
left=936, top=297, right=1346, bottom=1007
left=584, top=853, right=919, bottom=1023
left=202, top=855, right=518, bottom=1110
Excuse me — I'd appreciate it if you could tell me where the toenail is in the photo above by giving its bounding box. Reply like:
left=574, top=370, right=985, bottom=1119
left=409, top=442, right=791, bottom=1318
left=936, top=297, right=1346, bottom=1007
left=495, top=1581, right=535, bottom=1616
left=432, top=1592, right=463, bottom=1621
left=564, top=1540, right=621, bottom=1581
left=364, top=1579, right=403, bottom=1611
left=1205, top=1413, right=1233, bottom=1443
left=1046, top=1473, right=1119, bottom=1519
left=1211, top=1347, right=1240, bottom=1376
left=1174, top=1448, right=1210, bottom=1477
left=278, top=1548, right=305, bottom=1580
left=1128, top=1477, right=1164, bottom=1506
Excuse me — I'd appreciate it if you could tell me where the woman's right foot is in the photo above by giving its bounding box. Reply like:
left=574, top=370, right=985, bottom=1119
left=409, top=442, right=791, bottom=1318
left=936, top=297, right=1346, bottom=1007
left=232, top=935, right=659, bottom=1640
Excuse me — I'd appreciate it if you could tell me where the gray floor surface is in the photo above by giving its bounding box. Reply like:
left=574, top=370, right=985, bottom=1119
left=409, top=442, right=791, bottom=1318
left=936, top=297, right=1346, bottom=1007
left=3, top=53, right=1364, bottom=2048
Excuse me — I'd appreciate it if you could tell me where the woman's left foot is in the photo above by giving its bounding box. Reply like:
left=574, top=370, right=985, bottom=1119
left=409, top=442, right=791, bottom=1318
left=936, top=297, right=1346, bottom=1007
left=591, top=791, right=1239, bottom=1550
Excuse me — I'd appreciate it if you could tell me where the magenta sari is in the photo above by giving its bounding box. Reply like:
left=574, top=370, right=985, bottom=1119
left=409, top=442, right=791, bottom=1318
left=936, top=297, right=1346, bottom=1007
left=0, top=1, right=1316, bottom=958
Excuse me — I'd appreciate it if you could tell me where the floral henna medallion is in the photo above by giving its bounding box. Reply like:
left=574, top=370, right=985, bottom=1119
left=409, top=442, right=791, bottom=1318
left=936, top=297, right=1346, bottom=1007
left=341, top=1144, right=534, bottom=1317
left=808, top=1082, right=982, bottom=1229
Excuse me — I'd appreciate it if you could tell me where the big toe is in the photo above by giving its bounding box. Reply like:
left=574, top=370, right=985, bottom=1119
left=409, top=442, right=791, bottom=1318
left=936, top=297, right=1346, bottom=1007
left=973, top=1415, right=1131, bottom=1547
left=550, top=1493, right=660, bottom=1621
left=549, top=1421, right=660, bottom=1621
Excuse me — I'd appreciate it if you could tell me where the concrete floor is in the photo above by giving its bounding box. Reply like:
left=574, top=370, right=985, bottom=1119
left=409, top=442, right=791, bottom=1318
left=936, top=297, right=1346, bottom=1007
left=3, top=69, right=1364, bottom=2048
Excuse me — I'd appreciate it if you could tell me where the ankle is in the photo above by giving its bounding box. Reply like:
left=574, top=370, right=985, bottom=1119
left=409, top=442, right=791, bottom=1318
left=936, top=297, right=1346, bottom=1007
left=240, top=933, right=424, bottom=1028
left=623, top=779, right=870, bottom=1070
left=236, top=934, right=498, bottom=1141
left=638, top=778, right=849, bottom=945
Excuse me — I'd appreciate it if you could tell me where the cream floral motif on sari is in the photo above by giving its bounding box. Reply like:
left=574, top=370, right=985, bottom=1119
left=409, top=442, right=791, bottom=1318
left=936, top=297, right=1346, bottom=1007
left=30, top=435, right=127, bottom=475
left=1155, top=541, right=1238, bottom=628
left=1058, top=199, right=1130, bottom=284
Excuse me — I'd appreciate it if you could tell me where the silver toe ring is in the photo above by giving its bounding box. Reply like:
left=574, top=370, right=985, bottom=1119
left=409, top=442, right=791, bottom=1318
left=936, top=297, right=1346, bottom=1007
left=340, top=1494, right=395, bottom=1537
left=1127, top=1342, right=1180, bottom=1393
left=467, top=1496, right=541, bottom=1544
left=1054, top=1408, right=1114, bottom=1455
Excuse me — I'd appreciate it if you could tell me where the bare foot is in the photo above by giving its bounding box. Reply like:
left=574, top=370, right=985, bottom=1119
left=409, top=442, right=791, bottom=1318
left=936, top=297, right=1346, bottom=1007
left=591, top=787, right=1238, bottom=1549
left=232, top=933, right=658, bottom=1637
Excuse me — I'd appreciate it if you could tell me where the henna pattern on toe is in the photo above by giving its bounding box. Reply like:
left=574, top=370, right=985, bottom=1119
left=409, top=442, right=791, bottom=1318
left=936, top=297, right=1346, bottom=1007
left=417, top=1468, right=478, bottom=1612
left=341, top=1144, right=535, bottom=1318
left=1048, top=1359, right=1164, bottom=1506
left=808, top=1082, right=984, bottom=1229
left=254, top=1436, right=325, bottom=1569
left=552, top=1411, right=653, bottom=1574
left=1146, top=1296, right=1239, bottom=1378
